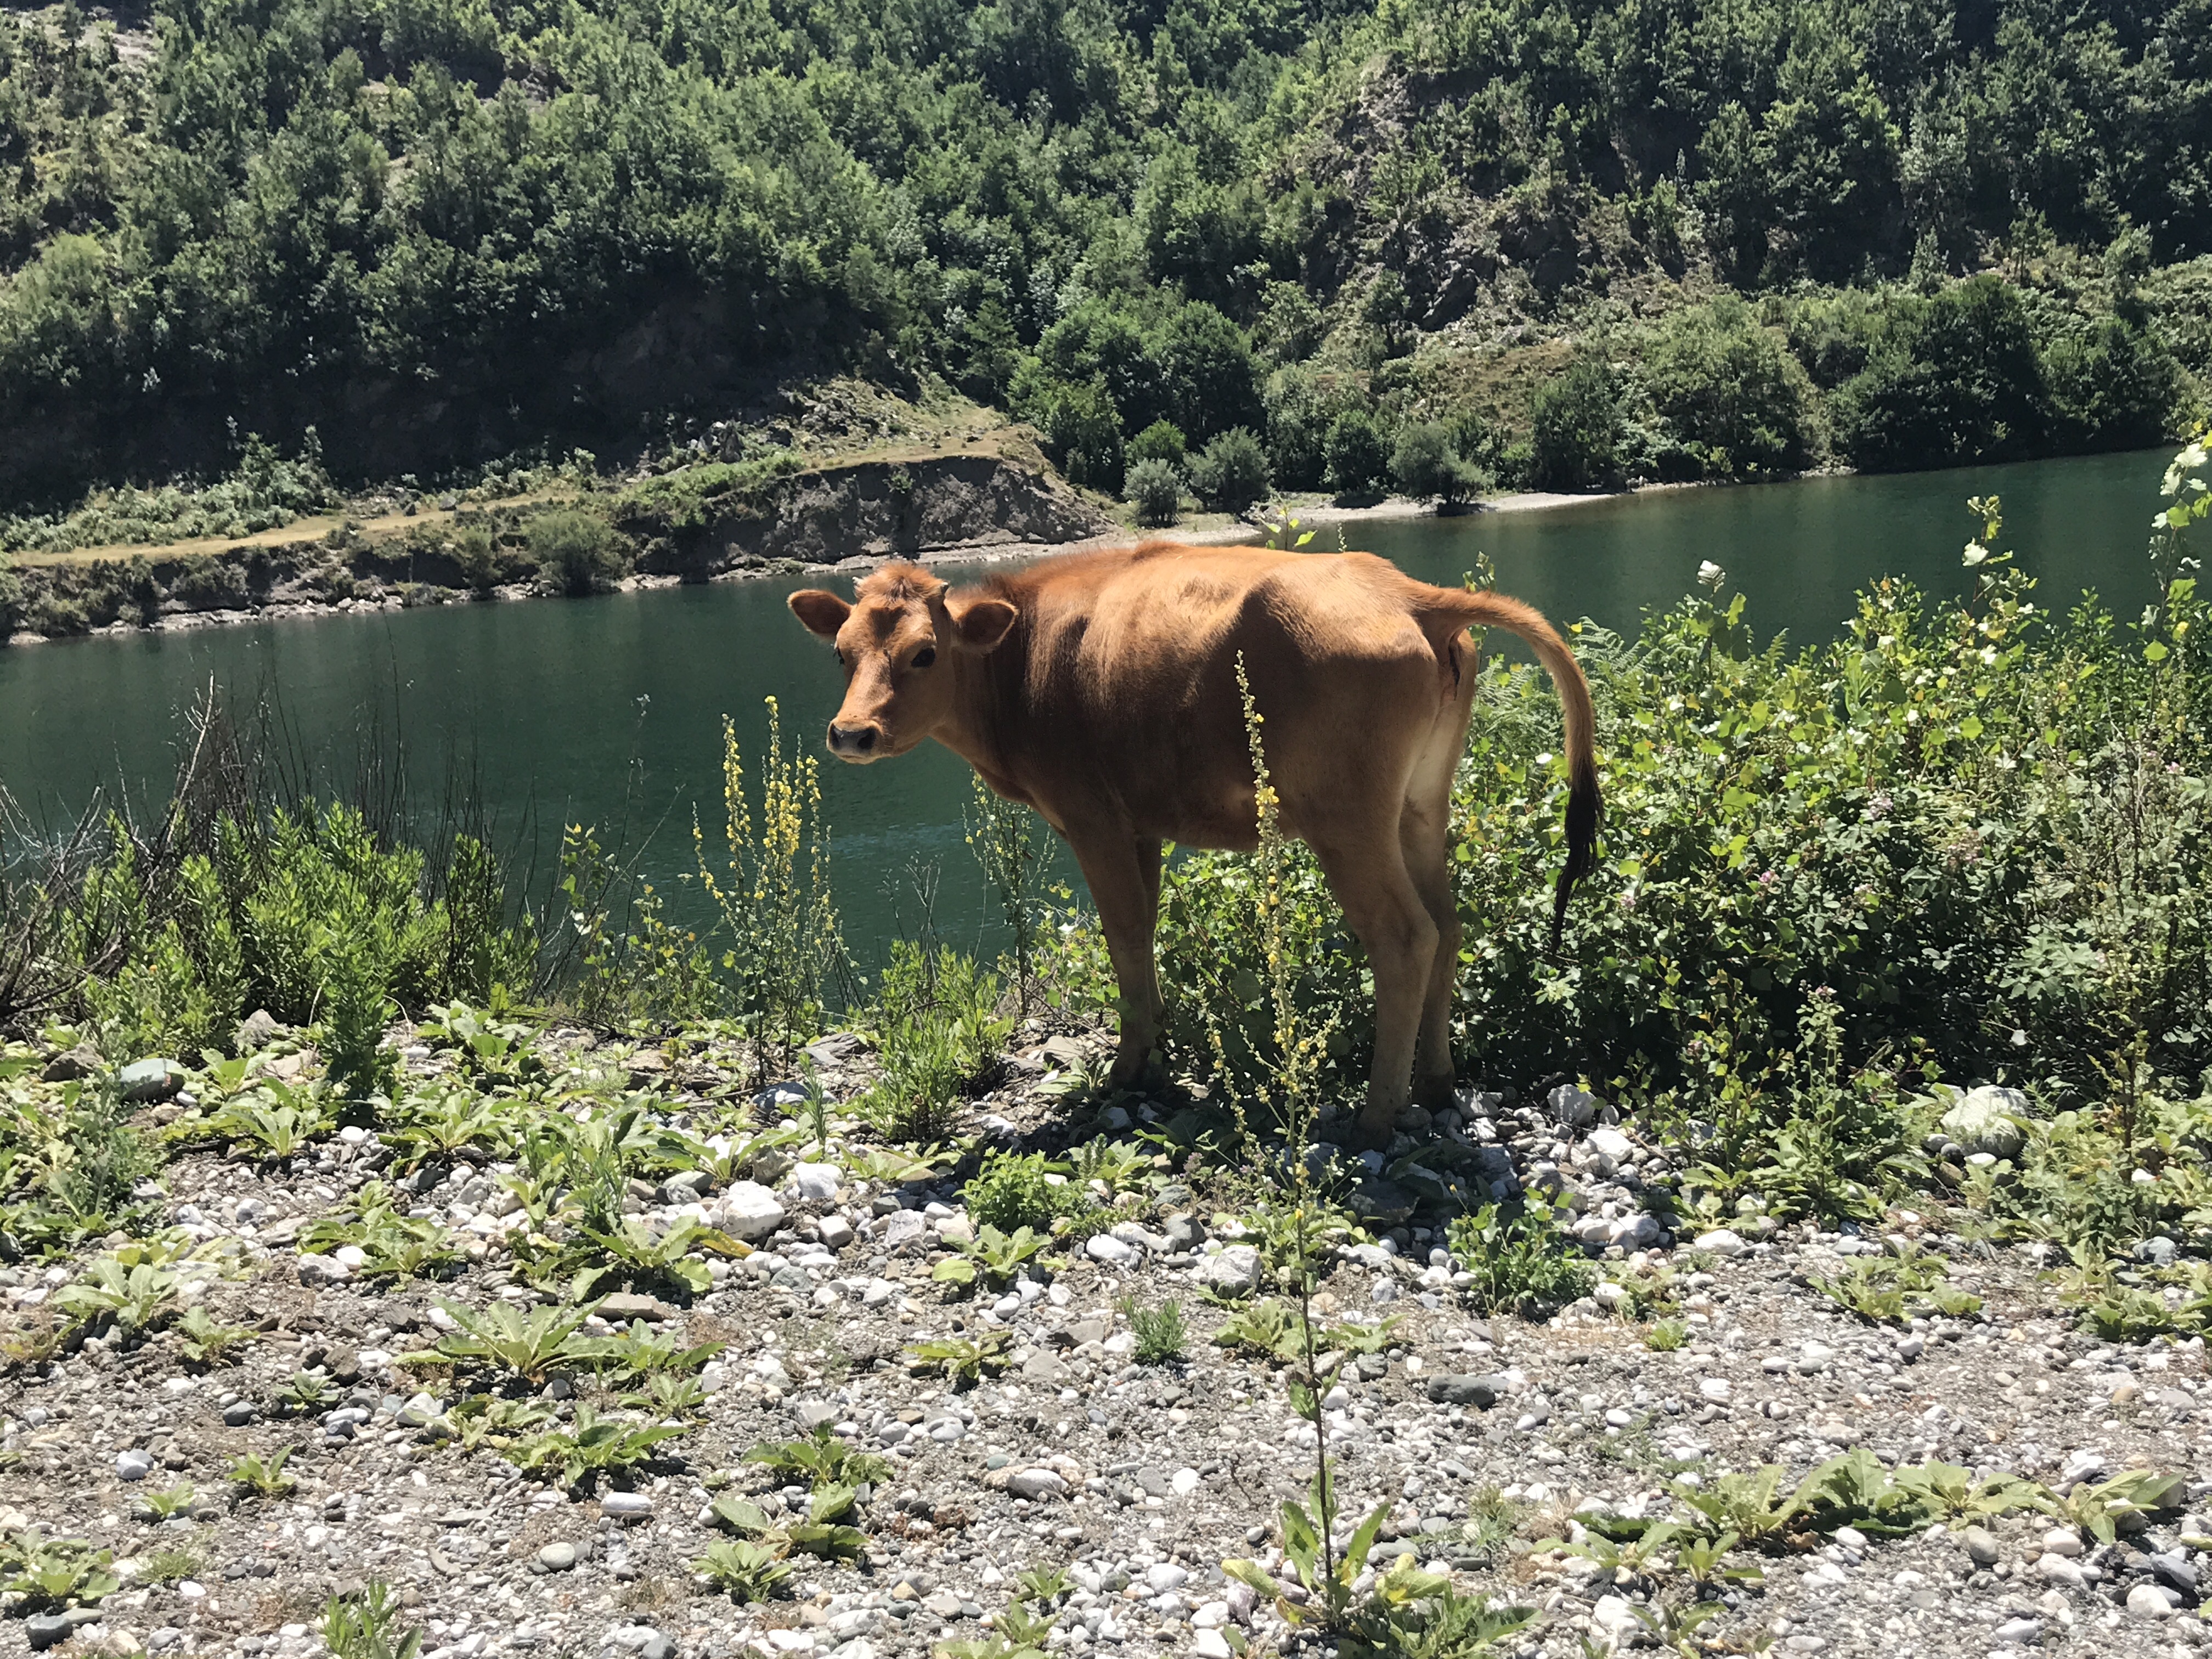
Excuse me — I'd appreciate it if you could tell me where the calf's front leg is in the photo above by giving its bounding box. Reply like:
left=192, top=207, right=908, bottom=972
left=1067, top=833, right=1166, bottom=1085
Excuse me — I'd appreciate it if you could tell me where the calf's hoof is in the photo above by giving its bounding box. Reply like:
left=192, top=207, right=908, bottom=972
left=1412, top=1070, right=1458, bottom=1111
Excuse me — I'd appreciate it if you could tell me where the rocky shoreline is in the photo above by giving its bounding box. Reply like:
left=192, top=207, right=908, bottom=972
left=3, top=1020, right=2208, bottom=1659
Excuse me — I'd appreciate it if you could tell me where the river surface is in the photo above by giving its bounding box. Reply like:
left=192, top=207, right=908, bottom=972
left=0, top=447, right=2172, bottom=966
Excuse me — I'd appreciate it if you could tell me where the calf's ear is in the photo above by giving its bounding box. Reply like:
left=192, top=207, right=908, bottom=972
left=949, top=595, right=1018, bottom=653
left=788, top=589, right=851, bottom=640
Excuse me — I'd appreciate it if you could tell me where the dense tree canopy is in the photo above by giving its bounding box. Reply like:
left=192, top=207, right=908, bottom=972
left=1, top=0, right=2209, bottom=497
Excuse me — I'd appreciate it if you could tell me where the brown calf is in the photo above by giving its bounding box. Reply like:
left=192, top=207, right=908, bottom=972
left=788, top=540, right=1599, bottom=1147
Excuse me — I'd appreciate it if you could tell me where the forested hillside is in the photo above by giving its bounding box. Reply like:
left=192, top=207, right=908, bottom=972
left=4, top=0, right=2211, bottom=505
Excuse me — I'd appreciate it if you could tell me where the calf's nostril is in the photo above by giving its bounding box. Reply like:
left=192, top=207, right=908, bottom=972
left=853, top=727, right=877, bottom=752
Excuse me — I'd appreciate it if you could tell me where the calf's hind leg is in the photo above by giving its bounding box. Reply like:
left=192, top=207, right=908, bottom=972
left=1402, top=675, right=1480, bottom=1110
left=1307, top=827, right=1440, bottom=1151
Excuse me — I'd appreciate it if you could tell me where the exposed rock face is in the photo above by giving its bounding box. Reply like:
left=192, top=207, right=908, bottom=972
left=639, top=450, right=1110, bottom=577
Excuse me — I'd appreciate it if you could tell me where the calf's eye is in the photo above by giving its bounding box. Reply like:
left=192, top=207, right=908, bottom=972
left=912, top=647, right=937, bottom=669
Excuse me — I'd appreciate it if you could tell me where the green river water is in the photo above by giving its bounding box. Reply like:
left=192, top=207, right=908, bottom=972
left=0, top=447, right=2172, bottom=965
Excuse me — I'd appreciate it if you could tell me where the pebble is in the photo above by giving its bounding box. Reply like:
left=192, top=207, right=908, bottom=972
left=115, top=1448, right=154, bottom=1481
left=1006, top=1468, right=1068, bottom=1500
left=2128, top=1583, right=2179, bottom=1617
left=600, top=1492, right=653, bottom=1519
left=2034, top=1551, right=2086, bottom=1588
left=537, top=1543, right=577, bottom=1571
left=1962, top=1526, right=2001, bottom=1567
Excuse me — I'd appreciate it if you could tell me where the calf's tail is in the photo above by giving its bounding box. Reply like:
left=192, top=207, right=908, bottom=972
left=1417, top=586, right=1601, bottom=952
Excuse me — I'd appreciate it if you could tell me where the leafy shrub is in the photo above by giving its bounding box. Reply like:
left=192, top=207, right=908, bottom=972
left=1323, top=409, right=1393, bottom=496
left=1390, top=421, right=1486, bottom=504
left=1528, top=358, right=1622, bottom=490
left=451, top=525, right=510, bottom=594
left=1446, top=1194, right=1595, bottom=1314
left=0, top=431, right=338, bottom=556
left=964, top=1149, right=1086, bottom=1233
left=1035, top=378, right=1125, bottom=492
left=2041, top=315, right=2180, bottom=454
left=1126, top=457, right=1183, bottom=527
left=1187, top=428, right=1272, bottom=513
left=1264, top=369, right=1359, bottom=490
left=1831, top=278, right=2046, bottom=471
left=863, top=943, right=1013, bottom=1141
left=1128, top=420, right=1187, bottom=466
left=529, top=511, right=626, bottom=596
left=1642, top=297, right=1821, bottom=477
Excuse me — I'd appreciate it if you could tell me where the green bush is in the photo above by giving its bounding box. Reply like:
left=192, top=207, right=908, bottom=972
left=1036, top=379, right=1126, bottom=492
left=1323, top=409, right=1393, bottom=497
left=452, top=525, right=508, bottom=594
left=1126, top=457, right=1183, bottom=527
left=1642, top=297, right=1821, bottom=478
left=964, top=1149, right=1088, bottom=1233
left=10, top=766, right=536, bottom=1059
left=1128, top=420, right=1186, bottom=466
left=1390, top=420, right=1486, bottom=504
left=529, top=511, right=626, bottom=596
left=1831, top=278, right=2046, bottom=471
left=1528, top=358, right=1623, bottom=490
left=2041, top=316, right=2180, bottom=454
left=862, top=943, right=1014, bottom=1141
left=0, top=431, right=339, bottom=556
left=1187, top=428, right=1272, bottom=514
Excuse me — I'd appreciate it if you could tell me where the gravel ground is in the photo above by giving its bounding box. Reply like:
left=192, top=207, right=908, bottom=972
left=4, top=1025, right=2209, bottom=1659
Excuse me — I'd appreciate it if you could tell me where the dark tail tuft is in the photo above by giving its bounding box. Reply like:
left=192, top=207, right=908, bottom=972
left=1549, top=754, right=1602, bottom=955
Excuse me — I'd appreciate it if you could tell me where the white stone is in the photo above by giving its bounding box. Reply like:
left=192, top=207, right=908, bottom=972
left=1699, top=1377, right=1732, bottom=1401
left=1085, top=1234, right=1137, bottom=1266
left=115, top=1449, right=154, bottom=1481
left=817, top=1216, right=855, bottom=1250
left=1692, top=1228, right=1748, bottom=1258
left=2128, top=1584, right=2178, bottom=1617
left=1006, top=1468, right=1068, bottom=1500
left=1146, top=1564, right=1188, bottom=1592
left=1191, top=1245, right=1261, bottom=1297
left=1609, top=1212, right=1662, bottom=1249
left=1587, top=1128, right=1634, bottom=1161
left=1171, top=1468, right=1201, bottom=1496
left=1192, top=1632, right=1233, bottom=1659
left=1590, top=1594, right=1639, bottom=1647
left=600, top=1492, right=653, bottom=1519
left=2034, top=1552, right=2085, bottom=1589
left=718, top=1182, right=787, bottom=1241
left=789, top=1163, right=841, bottom=1200
left=2040, top=1526, right=2084, bottom=1557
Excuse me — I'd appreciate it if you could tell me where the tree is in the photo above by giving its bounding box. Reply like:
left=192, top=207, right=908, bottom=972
left=1187, top=428, right=1271, bottom=513
left=529, top=511, right=627, bottom=596
left=1831, top=277, right=2047, bottom=471
left=1126, top=457, right=1182, bottom=527
left=1643, top=297, right=1821, bottom=477
left=1528, top=360, right=1623, bottom=491
left=1323, top=409, right=1393, bottom=497
left=1153, top=302, right=1263, bottom=444
left=1129, top=420, right=1186, bottom=466
left=1391, top=421, right=1485, bottom=505
left=1035, top=379, right=1126, bottom=492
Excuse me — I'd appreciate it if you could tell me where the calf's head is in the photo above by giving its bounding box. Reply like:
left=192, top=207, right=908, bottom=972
left=787, top=563, right=1017, bottom=762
